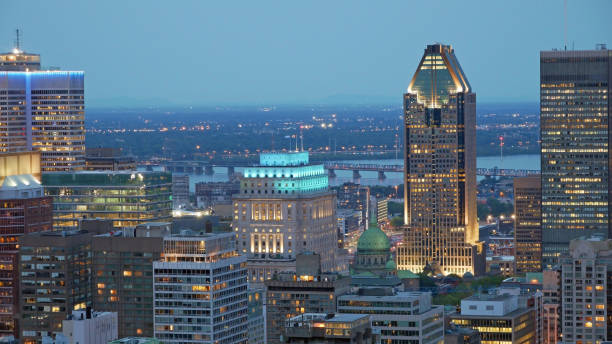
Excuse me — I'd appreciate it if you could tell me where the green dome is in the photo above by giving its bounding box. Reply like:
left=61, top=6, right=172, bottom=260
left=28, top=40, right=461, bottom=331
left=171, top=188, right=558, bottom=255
left=385, top=259, right=397, bottom=270
left=357, top=225, right=390, bottom=253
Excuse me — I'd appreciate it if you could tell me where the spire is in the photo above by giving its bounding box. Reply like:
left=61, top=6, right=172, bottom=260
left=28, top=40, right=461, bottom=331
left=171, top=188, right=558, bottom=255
left=13, top=29, right=22, bottom=53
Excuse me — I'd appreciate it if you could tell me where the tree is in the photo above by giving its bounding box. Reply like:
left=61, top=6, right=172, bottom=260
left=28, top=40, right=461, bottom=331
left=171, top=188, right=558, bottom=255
left=390, top=216, right=403, bottom=228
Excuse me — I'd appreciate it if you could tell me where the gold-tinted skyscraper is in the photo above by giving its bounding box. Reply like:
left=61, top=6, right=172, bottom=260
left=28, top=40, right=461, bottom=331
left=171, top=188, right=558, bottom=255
left=397, top=44, right=482, bottom=276
left=540, top=47, right=612, bottom=267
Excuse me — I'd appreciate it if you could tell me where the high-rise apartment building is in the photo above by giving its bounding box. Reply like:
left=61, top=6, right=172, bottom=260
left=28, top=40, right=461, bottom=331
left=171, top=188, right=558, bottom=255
left=337, top=182, right=370, bottom=229
left=559, top=237, right=611, bottom=343
left=0, top=43, right=85, bottom=171
left=92, top=230, right=165, bottom=338
left=19, top=230, right=93, bottom=343
left=397, top=43, right=482, bottom=276
left=514, top=175, right=542, bottom=273
left=540, top=47, right=612, bottom=267
left=153, top=232, right=248, bottom=343
left=264, top=253, right=350, bottom=344
left=542, top=269, right=561, bottom=344
left=0, top=163, right=52, bottom=338
left=232, top=151, right=339, bottom=288
left=337, top=288, right=444, bottom=344
left=42, top=171, right=172, bottom=230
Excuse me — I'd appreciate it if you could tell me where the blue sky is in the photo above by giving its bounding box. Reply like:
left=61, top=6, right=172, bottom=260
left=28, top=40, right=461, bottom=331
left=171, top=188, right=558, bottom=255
left=2, top=1, right=611, bottom=106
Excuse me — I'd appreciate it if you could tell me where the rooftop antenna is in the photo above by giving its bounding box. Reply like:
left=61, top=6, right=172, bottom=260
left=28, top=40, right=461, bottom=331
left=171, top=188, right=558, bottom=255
left=563, top=0, right=567, bottom=50
left=14, top=29, right=21, bottom=52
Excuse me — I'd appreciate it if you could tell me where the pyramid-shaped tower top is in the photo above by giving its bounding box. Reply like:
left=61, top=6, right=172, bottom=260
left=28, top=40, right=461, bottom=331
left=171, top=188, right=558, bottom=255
left=407, top=44, right=471, bottom=108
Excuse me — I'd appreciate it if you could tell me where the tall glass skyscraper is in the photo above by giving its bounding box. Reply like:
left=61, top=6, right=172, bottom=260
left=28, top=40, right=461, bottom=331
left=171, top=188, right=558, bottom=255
left=540, top=47, right=612, bottom=267
left=0, top=43, right=85, bottom=171
left=397, top=44, right=483, bottom=276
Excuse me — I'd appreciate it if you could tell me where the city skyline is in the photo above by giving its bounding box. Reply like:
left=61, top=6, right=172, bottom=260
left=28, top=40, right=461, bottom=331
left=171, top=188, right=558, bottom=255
left=2, top=1, right=611, bottom=106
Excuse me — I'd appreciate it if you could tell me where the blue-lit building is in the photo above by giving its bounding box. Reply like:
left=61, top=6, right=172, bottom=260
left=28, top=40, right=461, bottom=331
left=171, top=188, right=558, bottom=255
left=0, top=46, right=85, bottom=171
left=232, top=151, right=342, bottom=288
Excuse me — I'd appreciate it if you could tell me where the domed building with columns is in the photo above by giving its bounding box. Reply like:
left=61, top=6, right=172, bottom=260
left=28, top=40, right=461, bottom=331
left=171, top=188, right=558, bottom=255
left=351, top=223, right=397, bottom=278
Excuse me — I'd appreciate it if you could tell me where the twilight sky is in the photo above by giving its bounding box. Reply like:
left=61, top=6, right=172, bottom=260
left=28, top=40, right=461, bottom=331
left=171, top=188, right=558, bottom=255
left=2, top=1, right=611, bottom=106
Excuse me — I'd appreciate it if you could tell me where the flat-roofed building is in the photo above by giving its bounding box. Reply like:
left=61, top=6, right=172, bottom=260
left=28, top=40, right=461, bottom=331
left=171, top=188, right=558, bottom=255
left=514, top=175, right=542, bottom=273
left=42, top=171, right=172, bottom=230
left=282, top=313, right=379, bottom=344
left=153, top=232, right=248, bottom=343
left=18, top=230, right=93, bottom=342
left=450, top=294, right=535, bottom=344
left=265, top=253, right=350, bottom=344
left=92, top=230, right=165, bottom=338
left=85, top=147, right=136, bottom=171
left=338, top=288, right=444, bottom=344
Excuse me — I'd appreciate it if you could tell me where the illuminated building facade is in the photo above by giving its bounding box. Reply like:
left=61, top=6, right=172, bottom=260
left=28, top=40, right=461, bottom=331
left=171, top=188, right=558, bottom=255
left=450, top=294, right=535, bottom=344
left=559, top=237, right=611, bottom=343
left=18, top=230, right=93, bottom=343
left=152, top=232, right=248, bottom=343
left=232, top=151, right=339, bottom=288
left=0, top=71, right=85, bottom=171
left=264, top=253, right=350, bottom=344
left=0, top=171, right=51, bottom=338
left=514, top=176, right=542, bottom=273
left=42, top=171, right=172, bottom=230
left=540, top=47, right=612, bottom=267
left=398, top=43, right=482, bottom=276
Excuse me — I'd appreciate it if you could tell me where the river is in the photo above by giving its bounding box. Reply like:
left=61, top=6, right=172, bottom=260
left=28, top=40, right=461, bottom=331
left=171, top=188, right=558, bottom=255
left=182, top=154, right=540, bottom=190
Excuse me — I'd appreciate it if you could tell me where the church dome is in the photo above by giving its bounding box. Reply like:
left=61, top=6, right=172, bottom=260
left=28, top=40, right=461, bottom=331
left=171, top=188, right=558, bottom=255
left=357, top=224, right=390, bottom=253
left=385, top=259, right=397, bottom=270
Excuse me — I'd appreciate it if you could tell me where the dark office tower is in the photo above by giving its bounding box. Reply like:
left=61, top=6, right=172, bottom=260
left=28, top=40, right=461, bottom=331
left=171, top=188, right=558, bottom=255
left=92, top=230, right=165, bottom=338
left=540, top=46, right=612, bottom=267
left=19, top=230, right=92, bottom=342
left=514, top=176, right=542, bottom=273
left=397, top=43, right=482, bottom=276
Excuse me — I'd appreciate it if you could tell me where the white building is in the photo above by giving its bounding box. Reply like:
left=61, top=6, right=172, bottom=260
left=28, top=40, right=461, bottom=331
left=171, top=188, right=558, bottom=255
left=59, top=309, right=118, bottom=344
left=232, top=151, right=341, bottom=288
left=337, top=288, right=444, bottom=344
left=153, top=232, right=248, bottom=343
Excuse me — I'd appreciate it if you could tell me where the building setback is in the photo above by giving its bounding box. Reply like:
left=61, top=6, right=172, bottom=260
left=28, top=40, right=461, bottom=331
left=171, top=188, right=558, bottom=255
left=540, top=47, right=612, bottom=267
left=397, top=43, right=483, bottom=276
left=153, top=232, right=248, bottom=343
left=232, top=151, right=340, bottom=288
left=42, top=171, right=172, bottom=230
left=514, top=176, right=542, bottom=273
left=18, top=230, right=93, bottom=343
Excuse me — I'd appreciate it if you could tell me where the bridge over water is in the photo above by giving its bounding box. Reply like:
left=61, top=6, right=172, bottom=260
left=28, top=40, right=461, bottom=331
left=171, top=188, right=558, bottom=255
left=322, top=162, right=539, bottom=179
left=141, top=160, right=539, bottom=179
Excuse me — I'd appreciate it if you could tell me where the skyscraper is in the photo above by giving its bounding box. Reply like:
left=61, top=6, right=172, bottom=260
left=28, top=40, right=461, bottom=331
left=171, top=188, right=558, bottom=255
left=232, top=151, right=340, bottom=288
left=0, top=38, right=85, bottom=171
left=540, top=46, right=612, bottom=267
left=397, top=43, right=482, bottom=276
left=514, top=175, right=542, bottom=273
